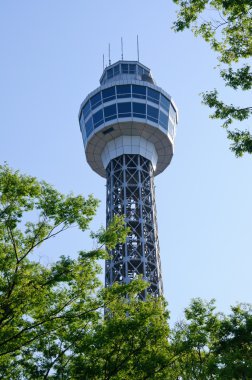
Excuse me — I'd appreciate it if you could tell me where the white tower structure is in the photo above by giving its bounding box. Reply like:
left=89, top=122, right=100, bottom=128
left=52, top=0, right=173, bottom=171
left=79, top=60, right=178, bottom=299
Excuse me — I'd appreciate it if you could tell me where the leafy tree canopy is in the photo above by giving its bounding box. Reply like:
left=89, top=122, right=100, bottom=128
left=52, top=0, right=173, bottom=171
left=0, top=164, right=170, bottom=379
left=170, top=298, right=252, bottom=379
left=172, top=0, right=252, bottom=156
left=1, top=164, right=251, bottom=379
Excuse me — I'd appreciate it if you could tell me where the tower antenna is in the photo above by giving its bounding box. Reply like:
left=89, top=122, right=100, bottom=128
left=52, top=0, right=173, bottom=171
left=108, top=43, right=111, bottom=66
left=103, top=54, right=104, bottom=71
left=137, top=35, right=140, bottom=62
left=121, top=37, right=124, bottom=60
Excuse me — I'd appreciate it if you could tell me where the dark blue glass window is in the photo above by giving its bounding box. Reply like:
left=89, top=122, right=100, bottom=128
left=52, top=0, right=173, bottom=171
left=93, top=109, right=104, bottom=128
left=160, top=94, right=169, bottom=111
left=85, top=117, right=93, bottom=137
left=138, top=66, right=144, bottom=76
left=116, top=85, right=131, bottom=99
left=102, top=86, right=116, bottom=103
left=122, top=64, right=128, bottom=73
left=82, top=101, right=91, bottom=119
left=117, top=102, right=132, bottom=118
left=147, top=88, right=160, bottom=104
left=133, top=102, right=146, bottom=118
left=114, top=65, right=120, bottom=75
left=104, top=104, right=117, bottom=122
left=147, top=105, right=158, bottom=123
left=129, top=64, right=136, bottom=74
left=107, top=68, right=113, bottom=79
left=159, top=111, right=168, bottom=130
left=132, top=85, right=146, bottom=99
left=90, top=92, right=102, bottom=110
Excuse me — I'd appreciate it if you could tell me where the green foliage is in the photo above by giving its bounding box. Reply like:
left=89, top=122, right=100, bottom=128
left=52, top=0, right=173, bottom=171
left=227, top=129, right=252, bottom=157
left=1, top=164, right=251, bottom=378
left=214, top=303, right=252, bottom=379
left=91, top=214, right=130, bottom=250
left=221, top=66, right=252, bottom=91
left=170, top=298, right=252, bottom=379
left=69, top=285, right=171, bottom=380
left=172, top=0, right=252, bottom=63
left=0, top=164, right=171, bottom=379
left=0, top=163, right=102, bottom=375
left=172, top=0, right=252, bottom=156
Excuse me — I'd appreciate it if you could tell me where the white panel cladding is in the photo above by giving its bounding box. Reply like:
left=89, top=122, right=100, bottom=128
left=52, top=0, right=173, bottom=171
left=101, top=136, right=158, bottom=170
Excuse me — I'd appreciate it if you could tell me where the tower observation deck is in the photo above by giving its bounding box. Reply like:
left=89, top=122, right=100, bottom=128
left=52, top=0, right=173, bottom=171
left=79, top=60, right=178, bottom=299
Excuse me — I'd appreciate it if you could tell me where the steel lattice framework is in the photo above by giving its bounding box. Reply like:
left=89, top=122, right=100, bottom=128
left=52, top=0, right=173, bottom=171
left=105, top=154, right=163, bottom=299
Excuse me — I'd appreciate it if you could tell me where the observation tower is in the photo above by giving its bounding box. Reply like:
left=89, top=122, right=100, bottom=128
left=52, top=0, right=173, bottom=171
left=79, top=60, right=178, bottom=299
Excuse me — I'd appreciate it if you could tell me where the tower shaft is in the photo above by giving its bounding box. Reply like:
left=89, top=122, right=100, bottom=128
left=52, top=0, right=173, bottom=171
left=105, top=154, right=163, bottom=299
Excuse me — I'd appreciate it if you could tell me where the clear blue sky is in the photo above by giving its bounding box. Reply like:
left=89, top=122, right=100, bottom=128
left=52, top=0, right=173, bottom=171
left=1, top=0, right=251, bottom=323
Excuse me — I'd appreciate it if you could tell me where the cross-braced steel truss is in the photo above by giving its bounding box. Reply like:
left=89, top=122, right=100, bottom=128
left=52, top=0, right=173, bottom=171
left=105, top=154, right=163, bottom=299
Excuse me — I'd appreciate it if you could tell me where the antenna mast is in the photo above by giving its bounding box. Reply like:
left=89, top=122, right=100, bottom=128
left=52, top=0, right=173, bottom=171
left=137, top=35, right=140, bottom=62
left=121, top=37, right=124, bottom=60
left=108, top=43, right=111, bottom=65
